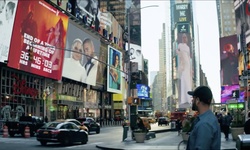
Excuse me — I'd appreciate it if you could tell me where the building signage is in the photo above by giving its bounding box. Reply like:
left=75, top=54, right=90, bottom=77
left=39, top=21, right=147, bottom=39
left=174, top=3, right=191, bottom=23
left=12, top=74, right=39, bottom=98
left=177, top=24, right=189, bottom=33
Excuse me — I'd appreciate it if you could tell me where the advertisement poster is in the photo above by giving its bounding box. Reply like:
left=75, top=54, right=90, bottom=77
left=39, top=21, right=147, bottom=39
left=221, top=85, right=244, bottom=103
left=220, top=35, right=238, bottom=86
left=107, top=45, right=122, bottom=94
left=176, top=32, right=192, bottom=108
left=62, top=21, right=100, bottom=86
left=99, top=11, right=124, bottom=49
left=0, top=0, right=18, bottom=62
left=136, top=84, right=149, bottom=98
left=174, top=3, right=191, bottom=23
left=8, top=0, right=68, bottom=80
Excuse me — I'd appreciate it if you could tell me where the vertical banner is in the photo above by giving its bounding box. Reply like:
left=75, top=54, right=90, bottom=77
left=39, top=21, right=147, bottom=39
left=62, top=21, right=100, bottom=86
left=8, top=0, right=68, bottom=80
left=220, top=35, right=238, bottom=86
left=0, top=0, right=18, bottom=62
left=176, top=29, right=192, bottom=108
left=107, top=45, right=122, bottom=94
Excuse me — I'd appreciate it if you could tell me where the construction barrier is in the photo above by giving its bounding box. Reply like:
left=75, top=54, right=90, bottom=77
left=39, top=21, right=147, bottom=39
left=24, top=126, right=30, bottom=138
left=2, top=125, right=8, bottom=138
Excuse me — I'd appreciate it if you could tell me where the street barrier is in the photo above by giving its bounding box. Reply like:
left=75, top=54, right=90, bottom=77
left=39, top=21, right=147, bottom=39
left=24, top=126, right=30, bottom=138
left=2, top=125, right=8, bottom=138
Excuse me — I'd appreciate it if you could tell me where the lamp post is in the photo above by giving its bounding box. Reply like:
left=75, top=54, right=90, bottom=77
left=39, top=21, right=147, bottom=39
left=102, top=4, right=158, bottom=141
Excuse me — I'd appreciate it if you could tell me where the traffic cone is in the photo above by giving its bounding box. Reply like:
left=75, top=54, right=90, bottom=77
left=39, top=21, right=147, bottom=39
left=2, top=125, right=8, bottom=138
left=24, top=126, right=30, bottom=138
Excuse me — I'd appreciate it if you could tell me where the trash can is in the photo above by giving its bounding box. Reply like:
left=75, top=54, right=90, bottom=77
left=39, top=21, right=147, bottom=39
left=171, top=121, right=176, bottom=129
left=236, top=134, right=250, bottom=150
left=122, top=126, right=129, bottom=141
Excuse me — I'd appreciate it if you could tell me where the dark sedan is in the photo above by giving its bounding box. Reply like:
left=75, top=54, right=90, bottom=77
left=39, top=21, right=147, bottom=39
left=76, top=117, right=100, bottom=134
left=36, top=122, right=88, bottom=146
left=158, top=117, right=170, bottom=126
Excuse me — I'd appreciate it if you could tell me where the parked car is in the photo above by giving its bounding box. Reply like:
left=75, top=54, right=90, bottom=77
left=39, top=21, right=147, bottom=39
left=76, top=117, right=100, bottom=134
left=158, top=117, right=170, bottom=126
left=55, top=119, right=88, bottom=132
left=36, top=121, right=88, bottom=146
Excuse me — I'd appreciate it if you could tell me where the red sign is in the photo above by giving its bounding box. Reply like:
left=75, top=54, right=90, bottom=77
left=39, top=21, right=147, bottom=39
left=12, top=74, right=38, bottom=98
left=8, top=0, right=68, bottom=80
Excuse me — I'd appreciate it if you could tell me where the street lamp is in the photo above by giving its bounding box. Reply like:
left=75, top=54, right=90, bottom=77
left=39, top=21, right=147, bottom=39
left=104, top=4, right=158, bottom=141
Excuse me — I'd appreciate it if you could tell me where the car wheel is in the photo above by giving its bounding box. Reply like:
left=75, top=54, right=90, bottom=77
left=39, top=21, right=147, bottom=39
left=40, top=141, right=47, bottom=146
left=9, top=132, right=15, bottom=137
left=61, top=137, right=71, bottom=146
left=96, top=127, right=100, bottom=134
left=81, top=134, right=88, bottom=144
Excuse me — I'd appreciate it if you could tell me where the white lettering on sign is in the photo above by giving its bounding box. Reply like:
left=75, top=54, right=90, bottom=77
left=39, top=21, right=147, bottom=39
left=176, top=4, right=188, bottom=10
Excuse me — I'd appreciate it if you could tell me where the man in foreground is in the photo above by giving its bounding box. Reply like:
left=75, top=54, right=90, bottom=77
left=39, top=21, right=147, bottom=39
left=186, top=86, right=221, bottom=150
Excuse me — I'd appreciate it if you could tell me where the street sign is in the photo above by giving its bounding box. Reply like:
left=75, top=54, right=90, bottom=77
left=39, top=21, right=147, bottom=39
left=239, top=75, right=250, bottom=80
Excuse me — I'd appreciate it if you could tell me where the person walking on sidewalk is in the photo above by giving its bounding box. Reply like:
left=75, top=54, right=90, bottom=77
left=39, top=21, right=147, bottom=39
left=222, top=112, right=232, bottom=140
left=186, top=86, right=221, bottom=150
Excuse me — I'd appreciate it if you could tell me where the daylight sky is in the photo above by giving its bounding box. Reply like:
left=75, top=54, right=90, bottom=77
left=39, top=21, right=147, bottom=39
left=141, top=0, right=221, bottom=103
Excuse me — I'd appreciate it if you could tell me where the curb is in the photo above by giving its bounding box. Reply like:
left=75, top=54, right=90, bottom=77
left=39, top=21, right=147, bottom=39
left=96, top=129, right=175, bottom=150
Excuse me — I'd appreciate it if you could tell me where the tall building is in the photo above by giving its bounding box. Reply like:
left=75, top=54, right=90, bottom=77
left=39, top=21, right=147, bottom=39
left=150, top=71, right=158, bottom=86
left=216, top=0, right=236, bottom=37
left=158, top=23, right=167, bottom=112
left=170, top=0, right=200, bottom=109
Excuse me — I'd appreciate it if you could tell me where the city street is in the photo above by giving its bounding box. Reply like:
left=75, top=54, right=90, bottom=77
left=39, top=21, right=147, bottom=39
left=0, top=123, right=170, bottom=150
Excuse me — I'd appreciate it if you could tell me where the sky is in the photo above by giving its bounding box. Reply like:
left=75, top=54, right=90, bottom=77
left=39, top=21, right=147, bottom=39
left=141, top=0, right=221, bottom=103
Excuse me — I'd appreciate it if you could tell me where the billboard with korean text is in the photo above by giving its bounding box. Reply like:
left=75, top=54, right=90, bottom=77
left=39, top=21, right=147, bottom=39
left=8, top=0, right=68, bottom=80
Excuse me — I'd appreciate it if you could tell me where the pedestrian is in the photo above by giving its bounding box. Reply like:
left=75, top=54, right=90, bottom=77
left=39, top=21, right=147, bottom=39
left=222, top=112, right=232, bottom=140
left=186, top=86, right=221, bottom=150
left=244, top=112, right=250, bottom=134
left=176, top=117, right=182, bottom=136
left=44, top=116, right=48, bottom=123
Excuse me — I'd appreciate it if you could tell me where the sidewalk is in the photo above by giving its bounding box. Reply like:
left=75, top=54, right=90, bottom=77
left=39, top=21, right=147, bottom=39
left=96, top=130, right=237, bottom=150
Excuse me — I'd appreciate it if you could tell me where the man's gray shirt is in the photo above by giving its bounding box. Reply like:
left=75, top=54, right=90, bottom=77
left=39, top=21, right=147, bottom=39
left=186, top=110, right=221, bottom=150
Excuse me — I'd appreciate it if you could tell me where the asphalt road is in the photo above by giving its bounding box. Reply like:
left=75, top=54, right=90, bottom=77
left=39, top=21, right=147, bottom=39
left=0, top=123, right=169, bottom=150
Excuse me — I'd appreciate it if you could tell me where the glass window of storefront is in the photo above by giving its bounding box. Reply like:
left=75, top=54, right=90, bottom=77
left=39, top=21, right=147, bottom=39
left=0, top=67, right=44, bottom=121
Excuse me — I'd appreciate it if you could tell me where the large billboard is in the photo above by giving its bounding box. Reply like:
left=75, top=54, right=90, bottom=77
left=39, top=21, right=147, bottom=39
left=62, top=21, right=100, bottom=86
left=129, top=43, right=143, bottom=71
left=136, top=84, right=149, bottom=98
left=176, top=31, right=192, bottom=108
left=174, top=3, right=191, bottom=23
left=0, top=0, right=18, bottom=62
left=8, top=0, right=68, bottom=80
left=220, top=35, right=238, bottom=86
left=107, top=45, right=122, bottom=94
left=221, top=85, right=245, bottom=103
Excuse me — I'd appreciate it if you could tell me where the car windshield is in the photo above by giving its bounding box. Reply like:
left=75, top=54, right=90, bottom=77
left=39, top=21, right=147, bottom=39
left=41, top=122, right=60, bottom=129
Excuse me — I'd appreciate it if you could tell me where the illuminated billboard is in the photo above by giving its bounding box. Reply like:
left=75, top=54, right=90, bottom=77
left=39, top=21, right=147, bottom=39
left=174, top=3, right=191, bottom=23
left=0, top=0, right=18, bottom=63
left=221, top=85, right=245, bottom=103
left=107, top=45, right=122, bottom=94
left=136, top=84, right=149, bottom=98
left=8, top=0, right=68, bottom=80
left=220, top=35, right=238, bottom=86
left=62, top=21, right=100, bottom=86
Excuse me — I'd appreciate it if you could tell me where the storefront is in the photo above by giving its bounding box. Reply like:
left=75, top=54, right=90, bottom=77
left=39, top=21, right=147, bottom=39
left=0, top=66, right=44, bottom=121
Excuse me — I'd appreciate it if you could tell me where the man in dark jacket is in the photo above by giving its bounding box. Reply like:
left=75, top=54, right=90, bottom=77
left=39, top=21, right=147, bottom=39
left=244, top=112, right=250, bottom=134
left=222, top=113, right=233, bottom=140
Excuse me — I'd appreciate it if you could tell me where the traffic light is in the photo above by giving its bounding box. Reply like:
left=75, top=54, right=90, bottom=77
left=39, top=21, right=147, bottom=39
left=28, top=46, right=34, bottom=61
